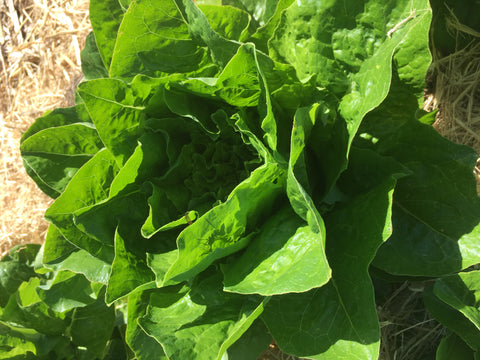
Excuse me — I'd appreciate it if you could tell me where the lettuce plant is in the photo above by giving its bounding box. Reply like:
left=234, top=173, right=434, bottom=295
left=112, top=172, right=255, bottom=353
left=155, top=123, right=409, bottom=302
left=2, top=0, right=479, bottom=359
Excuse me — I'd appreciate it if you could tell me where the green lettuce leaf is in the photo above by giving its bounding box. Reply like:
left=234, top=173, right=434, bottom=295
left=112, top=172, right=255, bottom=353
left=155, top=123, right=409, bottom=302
left=262, top=149, right=399, bottom=359
left=0, top=322, right=60, bottom=359
left=199, top=4, right=252, bottom=42
left=1, top=277, right=67, bottom=336
left=89, top=0, right=128, bottom=71
left=36, top=271, right=103, bottom=313
left=68, top=287, right=116, bottom=358
left=81, top=32, right=109, bottom=80
left=434, top=271, right=480, bottom=331
left=0, top=245, right=40, bottom=307
left=139, top=270, right=267, bottom=360
left=126, top=290, right=168, bottom=360
left=109, top=0, right=215, bottom=79
left=45, top=148, right=119, bottom=262
left=436, top=333, right=477, bottom=360
left=226, top=319, right=272, bottom=360
left=424, top=284, right=480, bottom=353
left=223, top=0, right=278, bottom=26
left=222, top=205, right=327, bottom=295
left=105, top=227, right=156, bottom=304
left=20, top=104, right=102, bottom=198
left=41, top=226, right=111, bottom=285
left=372, top=120, right=480, bottom=276
left=425, top=270, right=480, bottom=354
left=16, top=1, right=480, bottom=359
left=163, top=163, right=285, bottom=284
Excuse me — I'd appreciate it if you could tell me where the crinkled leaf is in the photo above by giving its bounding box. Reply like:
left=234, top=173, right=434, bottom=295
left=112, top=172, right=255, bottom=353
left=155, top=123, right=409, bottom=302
left=222, top=205, right=328, bottom=295
left=178, top=43, right=295, bottom=154
left=270, top=0, right=430, bottom=93
left=109, top=0, right=214, bottom=79
left=20, top=123, right=103, bottom=199
left=20, top=123, right=101, bottom=162
left=223, top=0, right=278, bottom=26
left=148, top=111, right=259, bottom=213
left=89, top=0, right=127, bottom=70
left=36, top=271, right=102, bottom=313
left=391, top=6, right=432, bottom=107
left=269, top=0, right=432, bottom=175
left=105, top=227, right=156, bottom=305
left=20, top=104, right=92, bottom=142
left=146, top=251, right=178, bottom=288
left=173, top=0, right=239, bottom=66
left=139, top=271, right=266, bottom=360
left=372, top=120, right=480, bottom=276
left=0, top=245, right=40, bottom=307
left=78, top=78, right=148, bottom=166
left=263, top=149, right=398, bottom=359
left=164, top=163, right=285, bottom=284
left=339, top=0, right=432, bottom=147
left=179, top=45, right=314, bottom=156
left=45, top=148, right=119, bottom=262
left=199, top=5, right=251, bottom=42
left=286, top=104, right=330, bottom=286
left=78, top=75, right=185, bottom=166
left=12, top=2, right=464, bottom=360
left=42, top=225, right=111, bottom=284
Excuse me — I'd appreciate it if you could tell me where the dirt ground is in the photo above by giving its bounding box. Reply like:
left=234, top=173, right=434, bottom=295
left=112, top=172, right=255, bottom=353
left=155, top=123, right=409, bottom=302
left=0, top=1, right=479, bottom=360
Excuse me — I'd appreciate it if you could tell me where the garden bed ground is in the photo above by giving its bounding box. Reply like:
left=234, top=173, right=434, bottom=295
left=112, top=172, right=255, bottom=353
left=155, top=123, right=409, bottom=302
left=1, top=0, right=88, bottom=255
left=1, top=1, right=479, bottom=359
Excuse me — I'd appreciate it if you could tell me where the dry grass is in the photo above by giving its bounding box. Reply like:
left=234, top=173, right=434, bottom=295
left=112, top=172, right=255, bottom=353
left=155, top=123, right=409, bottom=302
left=0, top=0, right=91, bottom=256
left=430, top=43, right=480, bottom=192
left=378, top=281, right=445, bottom=360
left=426, top=13, right=480, bottom=194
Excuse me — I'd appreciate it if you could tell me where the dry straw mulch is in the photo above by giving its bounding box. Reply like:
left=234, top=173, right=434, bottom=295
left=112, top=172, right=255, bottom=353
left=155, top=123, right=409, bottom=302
left=430, top=41, right=480, bottom=194
left=427, top=11, right=480, bottom=194
left=0, top=0, right=91, bottom=255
